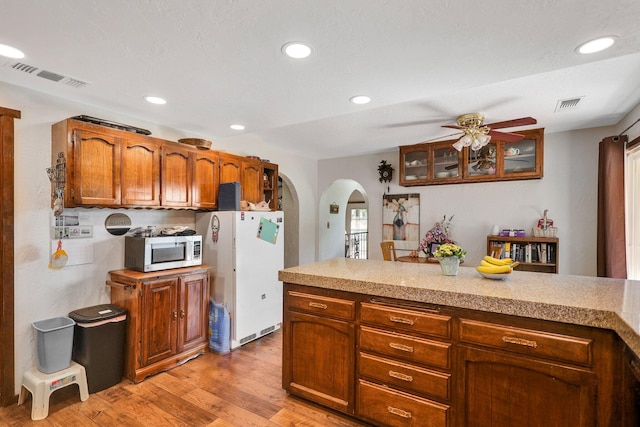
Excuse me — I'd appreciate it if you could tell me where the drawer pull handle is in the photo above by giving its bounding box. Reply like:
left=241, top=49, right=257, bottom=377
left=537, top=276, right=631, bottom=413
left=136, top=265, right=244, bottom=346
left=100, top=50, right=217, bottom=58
left=388, top=370, right=414, bottom=382
left=308, top=302, right=328, bottom=310
left=389, top=342, right=414, bottom=353
left=502, top=336, right=538, bottom=348
left=388, top=406, right=412, bottom=419
left=389, top=316, right=415, bottom=325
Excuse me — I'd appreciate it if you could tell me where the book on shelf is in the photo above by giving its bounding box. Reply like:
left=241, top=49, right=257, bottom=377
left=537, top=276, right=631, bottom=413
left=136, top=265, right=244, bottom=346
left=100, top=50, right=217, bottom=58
left=540, top=243, right=547, bottom=264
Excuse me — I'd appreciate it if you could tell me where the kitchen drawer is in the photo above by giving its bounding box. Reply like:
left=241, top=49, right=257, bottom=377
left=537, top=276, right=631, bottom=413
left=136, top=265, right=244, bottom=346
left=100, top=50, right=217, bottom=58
left=459, top=318, right=593, bottom=366
left=360, top=302, right=451, bottom=340
left=287, top=291, right=355, bottom=320
left=359, top=326, right=451, bottom=370
left=358, top=352, right=450, bottom=401
left=357, top=379, right=449, bottom=427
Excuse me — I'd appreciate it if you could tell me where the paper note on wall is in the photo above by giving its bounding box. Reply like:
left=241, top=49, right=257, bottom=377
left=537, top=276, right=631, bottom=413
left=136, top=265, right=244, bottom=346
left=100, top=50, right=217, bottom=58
left=257, top=217, right=279, bottom=244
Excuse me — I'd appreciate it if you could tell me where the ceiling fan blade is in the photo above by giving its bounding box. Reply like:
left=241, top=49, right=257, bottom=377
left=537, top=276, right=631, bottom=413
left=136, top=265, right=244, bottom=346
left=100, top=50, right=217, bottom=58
left=488, top=130, right=525, bottom=142
left=485, top=117, right=537, bottom=129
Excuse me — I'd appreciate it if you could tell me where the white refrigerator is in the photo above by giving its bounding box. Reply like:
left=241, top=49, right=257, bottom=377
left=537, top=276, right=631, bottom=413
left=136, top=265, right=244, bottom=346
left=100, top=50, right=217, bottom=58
left=195, top=210, right=284, bottom=349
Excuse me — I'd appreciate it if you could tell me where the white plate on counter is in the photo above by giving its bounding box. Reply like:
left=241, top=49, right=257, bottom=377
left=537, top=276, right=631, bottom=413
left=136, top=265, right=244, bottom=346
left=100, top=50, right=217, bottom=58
left=478, top=271, right=510, bottom=280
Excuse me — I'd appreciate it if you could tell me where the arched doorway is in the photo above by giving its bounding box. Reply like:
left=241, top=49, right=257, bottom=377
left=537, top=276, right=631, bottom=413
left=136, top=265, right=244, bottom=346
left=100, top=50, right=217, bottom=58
left=345, top=190, right=368, bottom=259
left=278, top=173, right=300, bottom=268
left=318, top=179, right=368, bottom=261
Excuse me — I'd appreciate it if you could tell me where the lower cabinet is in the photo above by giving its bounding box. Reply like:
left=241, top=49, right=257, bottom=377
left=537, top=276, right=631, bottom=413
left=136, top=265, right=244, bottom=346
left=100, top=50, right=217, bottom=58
left=108, top=266, right=210, bottom=383
left=458, top=346, right=596, bottom=427
left=282, top=283, right=627, bottom=427
left=282, top=289, right=356, bottom=414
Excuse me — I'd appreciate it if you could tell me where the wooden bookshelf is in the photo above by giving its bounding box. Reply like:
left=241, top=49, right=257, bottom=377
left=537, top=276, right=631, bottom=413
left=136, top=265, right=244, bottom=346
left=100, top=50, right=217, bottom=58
left=486, top=235, right=559, bottom=274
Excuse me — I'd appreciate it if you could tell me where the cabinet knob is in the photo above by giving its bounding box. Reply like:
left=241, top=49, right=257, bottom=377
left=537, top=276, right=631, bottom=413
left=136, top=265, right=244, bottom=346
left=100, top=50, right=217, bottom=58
left=180, top=310, right=185, bottom=319
left=172, top=310, right=177, bottom=321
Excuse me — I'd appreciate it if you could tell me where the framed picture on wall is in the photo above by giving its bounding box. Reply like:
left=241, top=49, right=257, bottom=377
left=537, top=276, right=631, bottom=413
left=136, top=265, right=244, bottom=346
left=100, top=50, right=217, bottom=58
left=382, top=193, right=420, bottom=252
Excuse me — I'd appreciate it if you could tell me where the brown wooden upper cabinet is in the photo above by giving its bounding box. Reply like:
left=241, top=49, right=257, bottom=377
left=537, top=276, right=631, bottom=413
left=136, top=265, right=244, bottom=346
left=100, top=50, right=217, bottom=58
left=262, top=162, right=278, bottom=210
left=219, top=153, right=263, bottom=204
left=399, top=128, right=544, bottom=186
left=52, top=118, right=277, bottom=210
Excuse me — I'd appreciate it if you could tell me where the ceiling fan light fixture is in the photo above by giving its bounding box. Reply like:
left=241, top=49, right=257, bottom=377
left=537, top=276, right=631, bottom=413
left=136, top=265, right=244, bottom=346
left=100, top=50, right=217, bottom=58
left=576, top=36, right=616, bottom=54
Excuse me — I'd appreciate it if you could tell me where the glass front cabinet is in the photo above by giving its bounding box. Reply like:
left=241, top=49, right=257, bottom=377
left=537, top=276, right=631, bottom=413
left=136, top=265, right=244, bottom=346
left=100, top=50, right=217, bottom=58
left=399, top=128, right=543, bottom=186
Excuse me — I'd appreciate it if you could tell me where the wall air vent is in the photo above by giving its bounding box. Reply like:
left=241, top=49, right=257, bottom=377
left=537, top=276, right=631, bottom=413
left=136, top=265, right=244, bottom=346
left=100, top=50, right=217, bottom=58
left=555, top=97, right=584, bottom=112
left=3, top=61, right=91, bottom=88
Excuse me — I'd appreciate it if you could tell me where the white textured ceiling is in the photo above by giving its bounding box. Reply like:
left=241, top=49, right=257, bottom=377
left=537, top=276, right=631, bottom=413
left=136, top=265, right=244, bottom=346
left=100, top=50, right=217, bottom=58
left=1, top=0, right=639, bottom=159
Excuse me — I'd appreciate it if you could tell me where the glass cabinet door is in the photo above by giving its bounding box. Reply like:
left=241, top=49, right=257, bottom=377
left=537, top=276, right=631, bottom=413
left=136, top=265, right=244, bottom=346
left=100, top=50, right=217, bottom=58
left=466, top=143, right=497, bottom=178
left=503, top=138, right=537, bottom=176
left=401, top=146, right=428, bottom=184
left=433, top=145, right=460, bottom=180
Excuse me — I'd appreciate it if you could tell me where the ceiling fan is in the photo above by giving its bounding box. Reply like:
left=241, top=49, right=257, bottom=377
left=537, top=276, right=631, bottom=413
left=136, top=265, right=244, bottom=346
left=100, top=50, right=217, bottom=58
left=441, top=113, right=537, bottom=151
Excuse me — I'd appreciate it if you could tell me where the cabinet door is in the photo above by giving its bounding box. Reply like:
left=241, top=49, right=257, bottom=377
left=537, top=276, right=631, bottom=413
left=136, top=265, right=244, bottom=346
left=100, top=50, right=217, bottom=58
left=501, top=128, right=544, bottom=179
left=464, top=142, right=498, bottom=180
left=241, top=159, right=261, bottom=203
left=399, top=144, right=429, bottom=186
left=141, top=278, right=178, bottom=367
left=121, top=136, right=160, bottom=206
left=177, top=273, right=209, bottom=352
left=219, top=154, right=242, bottom=183
left=192, top=150, right=219, bottom=209
left=161, top=143, right=192, bottom=207
left=432, top=143, right=461, bottom=182
left=261, top=162, right=278, bottom=210
left=71, top=128, right=121, bottom=206
left=283, top=310, right=355, bottom=414
left=458, top=346, right=597, bottom=427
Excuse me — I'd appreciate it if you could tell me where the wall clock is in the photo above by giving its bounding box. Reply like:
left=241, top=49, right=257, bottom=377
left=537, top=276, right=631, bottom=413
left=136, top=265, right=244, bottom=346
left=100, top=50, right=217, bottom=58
left=378, top=160, right=394, bottom=183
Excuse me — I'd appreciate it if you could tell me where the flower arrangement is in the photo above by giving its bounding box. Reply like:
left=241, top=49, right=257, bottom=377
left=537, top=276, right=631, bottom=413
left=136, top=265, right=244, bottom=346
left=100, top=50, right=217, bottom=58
left=434, top=243, right=466, bottom=259
left=417, top=215, right=455, bottom=256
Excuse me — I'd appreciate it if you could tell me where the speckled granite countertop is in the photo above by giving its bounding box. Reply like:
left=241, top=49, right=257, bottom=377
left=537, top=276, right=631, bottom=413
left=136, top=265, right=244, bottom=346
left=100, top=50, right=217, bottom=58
left=279, top=258, right=640, bottom=357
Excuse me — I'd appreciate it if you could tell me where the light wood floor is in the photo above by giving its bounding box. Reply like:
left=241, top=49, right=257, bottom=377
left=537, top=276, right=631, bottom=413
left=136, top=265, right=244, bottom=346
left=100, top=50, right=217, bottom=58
left=0, top=330, right=369, bottom=426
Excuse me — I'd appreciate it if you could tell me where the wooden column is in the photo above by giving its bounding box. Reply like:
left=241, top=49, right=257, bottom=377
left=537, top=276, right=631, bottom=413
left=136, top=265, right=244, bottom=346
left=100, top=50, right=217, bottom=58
left=0, top=106, right=21, bottom=406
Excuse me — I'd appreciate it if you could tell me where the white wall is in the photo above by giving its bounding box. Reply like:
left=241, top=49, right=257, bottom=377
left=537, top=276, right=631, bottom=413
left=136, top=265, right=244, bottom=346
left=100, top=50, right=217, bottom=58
left=1, top=81, right=318, bottom=393
left=318, top=126, right=615, bottom=276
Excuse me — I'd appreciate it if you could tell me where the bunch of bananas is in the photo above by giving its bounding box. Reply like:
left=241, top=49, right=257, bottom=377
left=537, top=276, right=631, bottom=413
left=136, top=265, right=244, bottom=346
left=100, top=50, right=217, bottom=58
left=476, top=256, right=520, bottom=275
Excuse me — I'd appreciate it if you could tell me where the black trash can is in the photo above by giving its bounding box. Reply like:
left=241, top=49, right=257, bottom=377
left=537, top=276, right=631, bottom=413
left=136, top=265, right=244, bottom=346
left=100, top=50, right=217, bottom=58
left=68, top=304, right=127, bottom=393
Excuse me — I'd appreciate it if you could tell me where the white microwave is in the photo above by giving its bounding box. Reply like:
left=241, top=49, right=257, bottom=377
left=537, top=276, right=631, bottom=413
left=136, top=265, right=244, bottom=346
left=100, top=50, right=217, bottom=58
left=124, top=235, right=202, bottom=272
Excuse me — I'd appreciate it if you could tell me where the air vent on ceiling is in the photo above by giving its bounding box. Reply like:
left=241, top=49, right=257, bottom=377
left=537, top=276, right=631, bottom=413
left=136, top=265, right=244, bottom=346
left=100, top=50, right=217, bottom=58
left=4, top=61, right=91, bottom=89
left=555, top=97, right=584, bottom=112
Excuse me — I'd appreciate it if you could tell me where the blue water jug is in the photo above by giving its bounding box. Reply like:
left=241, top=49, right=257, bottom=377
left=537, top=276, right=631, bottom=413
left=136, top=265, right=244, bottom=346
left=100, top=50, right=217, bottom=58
left=209, top=298, right=230, bottom=354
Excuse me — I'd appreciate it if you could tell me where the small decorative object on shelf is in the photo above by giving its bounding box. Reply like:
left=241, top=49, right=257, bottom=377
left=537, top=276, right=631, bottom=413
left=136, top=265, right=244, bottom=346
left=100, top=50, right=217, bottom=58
left=434, top=243, right=466, bottom=276
left=418, top=214, right=455, bottom=257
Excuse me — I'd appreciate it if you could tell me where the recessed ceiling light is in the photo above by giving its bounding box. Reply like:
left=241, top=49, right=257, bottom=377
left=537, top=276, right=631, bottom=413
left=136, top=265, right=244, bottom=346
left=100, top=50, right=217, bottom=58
left=230, top=124, right=245, bottom=131
left=576, top=36, right=617, bottom=54
left=0, top=43, right=25, bottom=59
left=349, top=95, right=371, bottom=105
left=282, top=42, right=312, bottom=59
left=145, top=96, right=167, bottom=105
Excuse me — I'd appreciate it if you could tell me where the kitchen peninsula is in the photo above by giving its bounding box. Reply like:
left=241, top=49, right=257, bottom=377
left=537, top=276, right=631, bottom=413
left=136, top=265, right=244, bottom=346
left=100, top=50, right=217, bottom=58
left=279, top=258, right=640, bottom=427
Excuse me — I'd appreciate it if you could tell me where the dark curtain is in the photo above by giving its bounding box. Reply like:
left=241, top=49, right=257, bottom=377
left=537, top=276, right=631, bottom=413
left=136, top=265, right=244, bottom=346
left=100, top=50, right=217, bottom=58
left=597, top=135, right=628, bottom=278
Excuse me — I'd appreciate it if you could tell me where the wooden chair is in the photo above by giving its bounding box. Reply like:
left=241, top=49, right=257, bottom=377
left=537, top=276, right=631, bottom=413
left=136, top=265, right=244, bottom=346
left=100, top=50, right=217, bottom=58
left=380, top=241, right=397, bottom=261
left=489, top=244, right=503, bottom=259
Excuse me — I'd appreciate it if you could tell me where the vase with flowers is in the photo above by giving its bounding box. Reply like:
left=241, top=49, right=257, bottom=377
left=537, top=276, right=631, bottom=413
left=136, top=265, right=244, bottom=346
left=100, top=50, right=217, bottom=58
left=417, top=215, right=456, bottom=257
left=434, top=243, right=466, bottom=276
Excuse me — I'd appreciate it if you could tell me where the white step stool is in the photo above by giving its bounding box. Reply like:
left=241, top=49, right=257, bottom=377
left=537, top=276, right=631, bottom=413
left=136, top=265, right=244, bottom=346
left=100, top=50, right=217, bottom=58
left=18, top=361, right=89, bottom=420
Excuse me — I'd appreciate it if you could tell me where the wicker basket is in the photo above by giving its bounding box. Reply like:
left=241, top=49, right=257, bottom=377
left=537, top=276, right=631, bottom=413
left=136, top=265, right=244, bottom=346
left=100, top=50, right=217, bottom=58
left=178, top=138, right=212, bottom=149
